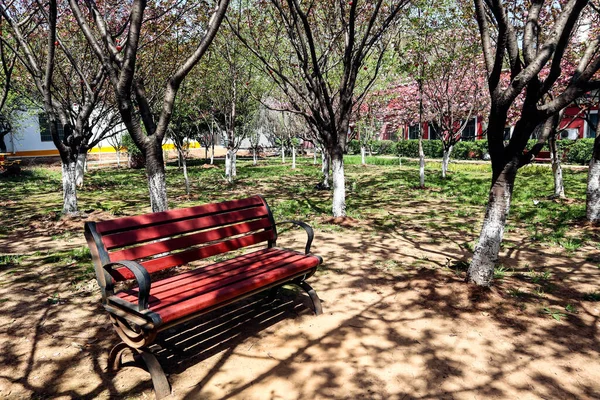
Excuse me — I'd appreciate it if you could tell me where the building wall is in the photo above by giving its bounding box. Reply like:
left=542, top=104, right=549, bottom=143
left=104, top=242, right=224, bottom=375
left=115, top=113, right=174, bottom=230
left=6, top=111, right=58, bottom=156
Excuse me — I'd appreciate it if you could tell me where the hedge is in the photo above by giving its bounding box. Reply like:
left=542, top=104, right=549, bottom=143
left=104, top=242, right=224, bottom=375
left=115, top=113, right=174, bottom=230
left=347, top=138, right=596, bottom=164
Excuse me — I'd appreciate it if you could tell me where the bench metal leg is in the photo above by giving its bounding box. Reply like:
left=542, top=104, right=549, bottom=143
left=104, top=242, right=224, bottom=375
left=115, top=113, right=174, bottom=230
left=107, top=342, right=171, bottom=400
left=297, top=281, right=323, bottom=316
left=266, top=286, right=280, bottom=303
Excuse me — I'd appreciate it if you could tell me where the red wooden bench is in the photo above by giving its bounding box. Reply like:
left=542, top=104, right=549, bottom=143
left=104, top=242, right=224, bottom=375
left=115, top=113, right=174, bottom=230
left=84, top=195, right=323, bottom=399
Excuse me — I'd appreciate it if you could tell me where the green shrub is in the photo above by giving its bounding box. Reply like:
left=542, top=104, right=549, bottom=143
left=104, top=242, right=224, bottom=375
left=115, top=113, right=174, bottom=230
left=347, top=139, right=361, bottom=155
left=370, top=140, right=395, bottom=155
left=453, top=140, right=488, bottom=159
left=394, top=140, right=420, bottom=157
left=565, top=138, right=594, bottom=165
left=122, top=134, right=143, bottom=157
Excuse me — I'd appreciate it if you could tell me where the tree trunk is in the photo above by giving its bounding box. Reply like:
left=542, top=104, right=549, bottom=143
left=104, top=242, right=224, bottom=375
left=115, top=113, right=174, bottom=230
left=179, top=148, right=190, bottom=195
left=419, top=136, right=425, bottom=188
left=331, top=148, right=346, bottom=217
left=75, top=152, right=87, bottom=187
left=586, top=136, right=600, bottom=222
left=281, top=144, right=285, bottom=163
left=253, top=148, right=257, bottom=165
left=225, top=149, right=233, bottom=183
left=442, top=145, right=453, bottom=179
left=292, top=146, right=296, bottom=169
left=467, top=162, right=518, bottom=286
left=232, top=152, right=237, bottom=177
left=62, top=160, right=78, bottom=215
left=549, top=135, right=565, bottom=199
left=313, top=148, right=317, bottom=165
left=116, top=149, right=121, bottom=168
left=210, top=141, right=215, bottom=164
left=146, top=144, right=168, bottom=212
left=321, top=149, right=331, bottom=189
left=361, top=145, right=366, bottom=165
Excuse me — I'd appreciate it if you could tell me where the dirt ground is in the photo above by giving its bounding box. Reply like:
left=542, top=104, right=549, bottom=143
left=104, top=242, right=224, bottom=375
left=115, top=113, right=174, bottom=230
left=1, top=210, right=599, bottom=400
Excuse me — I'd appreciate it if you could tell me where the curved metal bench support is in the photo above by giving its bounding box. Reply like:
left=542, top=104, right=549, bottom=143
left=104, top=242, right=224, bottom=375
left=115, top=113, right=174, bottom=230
left=297, top=281, right=323, bottom=316
left=108, top=342, right=171, bottom=400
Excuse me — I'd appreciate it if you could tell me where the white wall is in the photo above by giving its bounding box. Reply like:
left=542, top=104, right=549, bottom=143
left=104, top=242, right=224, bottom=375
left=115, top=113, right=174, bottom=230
left=7, top=110, right=57, bottom=153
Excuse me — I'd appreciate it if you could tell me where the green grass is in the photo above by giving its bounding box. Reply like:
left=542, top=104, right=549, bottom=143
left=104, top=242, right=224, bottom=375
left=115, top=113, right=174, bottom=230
left=0, top=155, right=592, bottom=249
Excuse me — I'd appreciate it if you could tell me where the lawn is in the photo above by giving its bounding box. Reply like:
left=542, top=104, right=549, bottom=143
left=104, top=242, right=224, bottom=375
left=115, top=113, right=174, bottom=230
left=0, top=156, right=599, bottom=399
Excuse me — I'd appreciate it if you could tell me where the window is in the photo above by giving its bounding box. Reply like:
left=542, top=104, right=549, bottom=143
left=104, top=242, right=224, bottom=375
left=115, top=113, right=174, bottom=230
left=461, top=119, right=476, bottom=141
left=408, top=124, right=420, bottom=140
left=587, top=113, right=598, bottom=139
left=38, top=114, right=64, bottom=142
left=429, top=123, right=439, bottom=140
left=503, top=127, right=512, bottom=140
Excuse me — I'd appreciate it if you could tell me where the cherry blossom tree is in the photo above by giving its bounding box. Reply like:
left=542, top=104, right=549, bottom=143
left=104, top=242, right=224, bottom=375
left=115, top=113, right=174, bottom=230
left=231, top=0, right=409, bottom=217
left=468, top=0, right=600, bottom=286
left=69, top=0, right=230, bottom=211
left=0, top=0, right=121, bottom=214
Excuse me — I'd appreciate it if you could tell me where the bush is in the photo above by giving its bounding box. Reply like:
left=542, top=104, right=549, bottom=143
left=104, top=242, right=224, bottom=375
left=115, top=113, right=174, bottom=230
left=347, top=139, right=360, bottom=155
left=122, top=134, right=145, bottom=169
left=453, top=140, right=488, bottom=159
left=394, top=140, right=420, bottom=157
left=565, top=138, right=595, bottom=165
left=370, top=140, right=395, bottom=155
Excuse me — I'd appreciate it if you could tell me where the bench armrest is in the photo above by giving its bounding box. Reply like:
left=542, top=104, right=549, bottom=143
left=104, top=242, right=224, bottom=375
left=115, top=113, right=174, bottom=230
left=277, top=220, right=314, bottom=255
left=103, top=260, right=151, bottom=312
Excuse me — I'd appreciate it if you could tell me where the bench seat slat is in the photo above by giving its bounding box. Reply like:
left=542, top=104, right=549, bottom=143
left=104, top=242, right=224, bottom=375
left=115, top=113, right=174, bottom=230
left=103, top=207, right=270, bottom=250
left=118, top=248, right=294, bottom=302
left=109, top=218, right=273, bottom=262
left=96, top=196, right=265, bottom=234
left=110, top=230, right=273, bottom=280
left=117, top=249, right=320, bottom=324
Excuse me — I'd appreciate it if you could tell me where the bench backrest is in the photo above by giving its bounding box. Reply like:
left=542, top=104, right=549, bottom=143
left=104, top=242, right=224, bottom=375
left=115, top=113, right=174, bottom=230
left=85, top=195, right=277, bottom=282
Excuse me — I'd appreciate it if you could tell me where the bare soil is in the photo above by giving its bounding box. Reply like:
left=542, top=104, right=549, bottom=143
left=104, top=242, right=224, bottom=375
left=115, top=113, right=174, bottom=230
left=1, top=209, right=599, bottom=399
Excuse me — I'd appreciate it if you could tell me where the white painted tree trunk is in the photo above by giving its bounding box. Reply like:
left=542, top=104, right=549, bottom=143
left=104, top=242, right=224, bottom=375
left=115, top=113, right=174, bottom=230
left=321, top=150, right=331, bottom=189
left=467, top=166, right=517, bottom=286
left=442, top=145, right=453, bottom=179
left=550, top=139, right=565, bottom=199
left=419, top=137, right=425, bottom=188
left=116, top=150, right=121, bottom=168
left=75, top=153, right=87, bottom=187
left=210, top=143, right=214, bottom=165
left=232, top=152, right=237, bottom=177
left=361, top=146, right=366, bottom=165
left=313, top=149, right=317, bottom=165
left=292, top=147, right=296, bottom=169
left=148, top=170, right=168, bottom=212
left=179, top=149, right=190, bottom=195
left=253, top=148, right=257, bottom=165
left=62, top=161, right=78, bottom=215
left=331, top=152, right=346, bottom=217
left=225, top=149, right=233, bottom=183
left=586, top=141, right=600, bottom=222
left=281, top=144, right=285, bottom=163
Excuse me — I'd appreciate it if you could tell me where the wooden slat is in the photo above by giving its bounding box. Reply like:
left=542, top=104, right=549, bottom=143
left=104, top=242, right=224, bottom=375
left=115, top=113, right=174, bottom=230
left=156, top=257, right=318, bottom=323
left=96, top=196, right=265, bottom=234
left=102, top=207, right=269, bottom=250
left=149, top=248, right=284, bottom=289
left=110, top=230, right=273, bottom=280
left=118, top=249, right=295, bottom=302
left=109, top=218, right=273, bottom=262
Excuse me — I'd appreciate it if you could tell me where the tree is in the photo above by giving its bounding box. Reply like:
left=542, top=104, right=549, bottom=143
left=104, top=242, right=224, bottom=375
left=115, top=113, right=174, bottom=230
left=355, top=102, right=382, bottom=165
left=0, top=0, right=119, bottom=214
left=468, top=0, right=600, bottom=286
left=572, top=89, right=600, bottom=220
left=69, top=0, right=230, bottom=212
left=0, top=14, right=19, bottom=153
left=231, top=0, right=409, bottom=217
left=106, top=131, right=124, bottom=168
